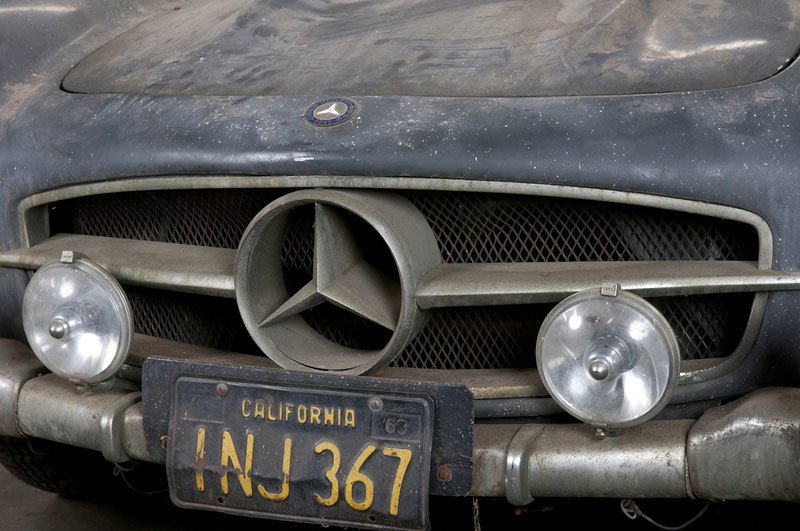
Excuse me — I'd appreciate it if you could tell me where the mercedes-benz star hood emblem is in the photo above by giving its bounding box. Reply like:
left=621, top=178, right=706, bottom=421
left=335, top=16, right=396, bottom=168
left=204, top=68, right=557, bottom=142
left=305, top=98, right=357, bottom=127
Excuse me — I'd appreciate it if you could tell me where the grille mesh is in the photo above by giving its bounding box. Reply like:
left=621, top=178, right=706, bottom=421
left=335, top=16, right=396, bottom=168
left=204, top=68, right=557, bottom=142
left=50, top=189, right=285, bottom=249
left=126, top=287, right=259, bottom=355
left=51, top=189, right=758, bottom=262
left=405, top=192, right=755, bottom=263
left=49, top=188, right=759, bottom=368
left=399, top=293, right=752, bottom=369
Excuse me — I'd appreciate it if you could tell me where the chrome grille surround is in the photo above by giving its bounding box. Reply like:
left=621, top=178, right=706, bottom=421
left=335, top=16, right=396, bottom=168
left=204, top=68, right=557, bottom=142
left=10, top=176, right=775, bottom=387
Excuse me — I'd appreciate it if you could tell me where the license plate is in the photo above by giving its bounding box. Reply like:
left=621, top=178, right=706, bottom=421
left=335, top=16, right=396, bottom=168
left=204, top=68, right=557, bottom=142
left=167, top=376, right=433, bottom=530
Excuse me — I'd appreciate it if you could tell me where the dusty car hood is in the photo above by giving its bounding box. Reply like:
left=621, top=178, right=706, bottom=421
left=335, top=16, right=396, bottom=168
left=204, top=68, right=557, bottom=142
left=61, top=0, right=800, bottom=97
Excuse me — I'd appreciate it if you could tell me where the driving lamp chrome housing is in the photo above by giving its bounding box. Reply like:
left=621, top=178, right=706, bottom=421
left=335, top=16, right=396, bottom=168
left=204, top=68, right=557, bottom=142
left=22, top=252, right=133, bottom=384
left=536, top=286, right=680, bottom=429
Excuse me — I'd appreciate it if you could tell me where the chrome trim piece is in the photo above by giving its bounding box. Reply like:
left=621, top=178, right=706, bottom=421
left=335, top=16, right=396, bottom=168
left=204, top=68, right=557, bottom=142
left=473, top=420, right=694, bottom=499
left=0, top=234, right=236, bottom=298
left=16, top=175, right=773, bottom=268
left=5, top=241, right=791, bottom=307
left=505, top=425, right=541, bottom=506
left=98, top=390, right=142, bottom=462
left=417, top=261, right=800, bottom=308
left=687, top=387, right=800, bottom=501
left=122, top=403, right=152, bottom=462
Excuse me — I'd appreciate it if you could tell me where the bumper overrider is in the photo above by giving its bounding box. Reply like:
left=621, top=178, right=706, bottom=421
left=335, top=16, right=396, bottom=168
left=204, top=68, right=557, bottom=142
left=1, top=338, right=799, bottom=504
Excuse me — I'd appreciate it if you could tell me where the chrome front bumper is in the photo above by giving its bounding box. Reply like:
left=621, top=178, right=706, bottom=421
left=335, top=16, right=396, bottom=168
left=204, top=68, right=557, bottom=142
left=1, top=339, right=798, bottom=502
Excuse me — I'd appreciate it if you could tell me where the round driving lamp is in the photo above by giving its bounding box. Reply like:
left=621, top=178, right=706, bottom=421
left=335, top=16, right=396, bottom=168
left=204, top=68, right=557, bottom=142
left=536, top=286, right=680, bottom=429
left=22, top=252, right=133, bottom=384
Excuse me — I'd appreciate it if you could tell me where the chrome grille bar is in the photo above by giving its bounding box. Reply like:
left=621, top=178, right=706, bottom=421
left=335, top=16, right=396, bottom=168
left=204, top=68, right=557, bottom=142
left=416, top=261, right=800, bottom=308
left=0, top=233, right=235, bottom=298
left=2, top=234, right=800, bottom=305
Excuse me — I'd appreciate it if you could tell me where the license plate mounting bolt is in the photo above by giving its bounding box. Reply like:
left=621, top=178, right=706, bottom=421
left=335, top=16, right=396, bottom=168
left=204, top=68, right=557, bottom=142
left=368, top=396, right=383, bottom=412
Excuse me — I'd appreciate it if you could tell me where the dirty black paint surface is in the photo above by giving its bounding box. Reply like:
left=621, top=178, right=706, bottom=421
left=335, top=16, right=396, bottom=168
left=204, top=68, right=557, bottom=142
left=61, top=0, right=800, bottom=97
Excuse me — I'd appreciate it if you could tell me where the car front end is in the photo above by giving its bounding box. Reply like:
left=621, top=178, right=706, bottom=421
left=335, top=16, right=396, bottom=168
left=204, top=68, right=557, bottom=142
left=2, top=1, right=800, bottom=529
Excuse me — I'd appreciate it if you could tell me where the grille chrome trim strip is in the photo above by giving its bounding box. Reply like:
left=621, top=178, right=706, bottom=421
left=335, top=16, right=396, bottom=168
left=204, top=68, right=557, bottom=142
left=0, top=234, right=235, bottom=298
left=416, top=261, right=800, bottom=308
left=3, top=235, right=798, bottom=305
left=16, top=175, right=773, bottom=268
left=3, top=235, right=797, bottom=304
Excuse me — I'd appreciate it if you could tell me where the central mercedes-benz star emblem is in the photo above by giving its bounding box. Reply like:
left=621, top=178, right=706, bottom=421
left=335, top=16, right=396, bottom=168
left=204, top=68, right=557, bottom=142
left=258, top=203, right=400, bottom=332
left=235, top=189, right=442, bottom=374
left=312, top=102, right=346, bottom=120
left=305, top=98, right=357, bottom=127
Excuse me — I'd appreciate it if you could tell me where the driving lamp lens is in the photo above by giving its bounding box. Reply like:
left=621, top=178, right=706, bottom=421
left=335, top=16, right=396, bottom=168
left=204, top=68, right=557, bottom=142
left=536, top=288, right=680, bottom=429
left=22, top=255, right=133, bottom=384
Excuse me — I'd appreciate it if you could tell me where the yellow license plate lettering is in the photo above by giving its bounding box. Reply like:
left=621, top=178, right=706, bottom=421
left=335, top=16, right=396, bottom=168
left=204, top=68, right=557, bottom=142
left=220, top=430, right=254, bottom=497
left=313, top=441, right=341, bottom=506
left=194, top=426, right=206, bottom=492
left=257, top=436, right=292, bottom=502
left=345, top=444, right=376, bottom=511
left=382, top=447, right=412, bottom=517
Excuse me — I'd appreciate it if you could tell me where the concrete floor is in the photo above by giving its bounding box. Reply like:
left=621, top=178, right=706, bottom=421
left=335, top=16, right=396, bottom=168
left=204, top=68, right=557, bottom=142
left=2, top=464, right=799, bottom=531
left=0, top=466, right=294, bottom=531
left=0, top=464, right=466, bottom=531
